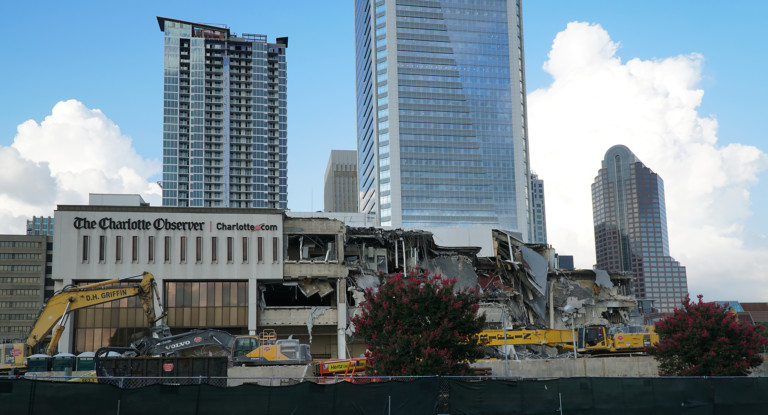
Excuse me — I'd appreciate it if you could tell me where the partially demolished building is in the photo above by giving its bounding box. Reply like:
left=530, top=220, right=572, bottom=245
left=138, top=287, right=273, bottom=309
left=340, top=226, right=639, bottom=358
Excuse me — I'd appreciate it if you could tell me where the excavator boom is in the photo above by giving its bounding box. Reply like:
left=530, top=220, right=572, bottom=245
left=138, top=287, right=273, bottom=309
left=25, top=272, right=164, bottom=354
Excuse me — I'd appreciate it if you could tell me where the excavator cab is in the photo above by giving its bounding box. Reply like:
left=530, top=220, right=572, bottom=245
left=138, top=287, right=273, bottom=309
left=231, top=337, right=260, bottom=360
left=577, top=326, right=607, bottom=350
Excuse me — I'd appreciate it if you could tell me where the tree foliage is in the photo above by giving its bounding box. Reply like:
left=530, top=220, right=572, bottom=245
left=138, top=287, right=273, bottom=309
left=647, top=294, right=768, bottom=376
left=351, top=268, right=486, bottom=376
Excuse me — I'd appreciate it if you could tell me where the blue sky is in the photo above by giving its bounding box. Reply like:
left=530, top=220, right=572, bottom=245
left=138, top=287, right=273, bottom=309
left=1, top=1, right=766, bottom=300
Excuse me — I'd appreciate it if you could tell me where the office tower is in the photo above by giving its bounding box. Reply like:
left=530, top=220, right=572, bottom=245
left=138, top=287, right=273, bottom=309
left=26, top=216, right=54, bottom=236
left=158, top=17, right=288, bottom=209
left=592, top=145, right=689, bottom=313
left=355, top=0, right=532, bottom=239
left=530, top=173, right=547, bottom=244
left=324, top=150, right=359, bottom=212
left=0, top=235, right=53, bottom=342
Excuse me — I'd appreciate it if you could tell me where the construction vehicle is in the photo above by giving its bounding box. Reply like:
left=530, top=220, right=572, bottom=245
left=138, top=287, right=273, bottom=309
left=315, top=357, right=367, bottom=377
left=314, top=357, right=369, bottom=384
left=479, top=325, right=658, bottom=354
left=1, top=272, right=165, bottom=373
left=130, top=328, right=312, bottom=366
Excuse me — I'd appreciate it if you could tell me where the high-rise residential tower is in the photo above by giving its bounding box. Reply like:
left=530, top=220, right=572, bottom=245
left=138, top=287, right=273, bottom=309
left=324, top=150, right=359, bottom=213
left=158, top=17, right=288, bottom=209
left=355, top=0, right=532, bottom=239
left=592, top=145, right=689, bottom=313
left=26, top=216, right=54, bottom=236
left=530, top=173, right=547, bottom=244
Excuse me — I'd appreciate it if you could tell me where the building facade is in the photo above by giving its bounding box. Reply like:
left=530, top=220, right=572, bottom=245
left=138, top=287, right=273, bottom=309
left=52, top=204, right=348, bottom=359
left=592, top=145, right=688, bottom=313
left=26, top=216, right=54, bottom=236
left=0, top=235, right=53, bottom=342
left=355, top=0, right=533, bottom=238
left=158, top=17, right=288, bottom=209
left=530, top=173, right=547, bottom=244
left=324, top=150, right=359, bottom=213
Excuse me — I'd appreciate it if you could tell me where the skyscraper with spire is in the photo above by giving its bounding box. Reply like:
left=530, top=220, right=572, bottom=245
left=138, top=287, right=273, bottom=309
left=592, top=145, right=689, bottom=313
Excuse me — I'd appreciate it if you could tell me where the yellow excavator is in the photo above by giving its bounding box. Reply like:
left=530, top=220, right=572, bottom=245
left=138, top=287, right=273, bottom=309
left=1, top=272, right=165, bottom=372
left=479, top=325, right=658, bottom=354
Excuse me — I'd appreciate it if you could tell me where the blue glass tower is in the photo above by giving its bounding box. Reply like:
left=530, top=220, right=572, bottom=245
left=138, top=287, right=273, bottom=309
left=355, top=0, right=532, bottom=239
left=158, top=17, right=288, bottom=209
left=592, top=145, right=689, bottom=313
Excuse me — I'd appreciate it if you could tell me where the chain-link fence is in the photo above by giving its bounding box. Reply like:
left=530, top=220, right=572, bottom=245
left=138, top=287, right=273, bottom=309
left=2, top=375, right=768, bottom=414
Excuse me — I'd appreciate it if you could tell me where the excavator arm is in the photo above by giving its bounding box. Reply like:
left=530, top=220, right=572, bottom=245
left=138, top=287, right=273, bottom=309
left=26, top=272, right=165, bottom=355
left=478, top=329, right=574, bottom=347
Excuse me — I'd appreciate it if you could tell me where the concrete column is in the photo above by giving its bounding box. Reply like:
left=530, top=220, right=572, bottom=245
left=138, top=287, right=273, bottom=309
left=248, top=278, right=258, bottom=335
left=336, top=277, right=347, bottom=359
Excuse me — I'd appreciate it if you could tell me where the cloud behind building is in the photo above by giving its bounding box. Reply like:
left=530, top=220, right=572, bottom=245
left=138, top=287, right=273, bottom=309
left=527, top=22, right=768, bottom=301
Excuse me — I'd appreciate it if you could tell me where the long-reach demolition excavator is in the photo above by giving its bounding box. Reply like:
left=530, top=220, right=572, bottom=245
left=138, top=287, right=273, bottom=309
left=478, top=325, right=658, bottom=354
left=1, top=272, right=165, bottom=373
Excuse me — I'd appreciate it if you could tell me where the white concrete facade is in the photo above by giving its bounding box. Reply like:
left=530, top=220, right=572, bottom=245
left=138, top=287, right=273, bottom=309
left=52, top=205, right=343, bottom=355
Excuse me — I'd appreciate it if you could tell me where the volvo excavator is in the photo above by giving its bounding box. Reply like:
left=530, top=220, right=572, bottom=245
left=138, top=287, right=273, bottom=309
left=128, top=327, right=312, bottom=365
left=1, top=272, right=165, bottom=373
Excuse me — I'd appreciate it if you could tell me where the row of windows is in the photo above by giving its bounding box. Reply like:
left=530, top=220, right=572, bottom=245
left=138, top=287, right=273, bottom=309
left=71, top=280, right=250, bottom=353
left=0, top=241, right=40, bottom=248
left=81, top=235, right=279, bottom=264
left=0, top=301, right=39, bottom=308
left=0, top=265, right=41, bottom=272
left=0, top=326, right=28, bottom=334
left=0, top=276, right=40, bottom=284
left=0, top=289, right=40, bottom=296
left=0, top=253, right=41, bottom=259
left=0, top=313, right=37, bottom=321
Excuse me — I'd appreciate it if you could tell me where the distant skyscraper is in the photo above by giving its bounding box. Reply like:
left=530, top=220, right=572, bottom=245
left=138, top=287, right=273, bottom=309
left=158, top=17, right=288, bottom=209
left=355, top=0, right=532, bottom=239
left=324, top=150, right=359, bottom=213
left=592, top=145, right=689, bottom=313
left=26, top=216, right=54, bottom=236
left=530, top=173, right=547, bottom=244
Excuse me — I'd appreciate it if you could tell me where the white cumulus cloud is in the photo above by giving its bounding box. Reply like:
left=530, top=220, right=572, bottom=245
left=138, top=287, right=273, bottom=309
left=528, top=22, right=768, bottom=301
left=0, top=100, right=161, bottom=234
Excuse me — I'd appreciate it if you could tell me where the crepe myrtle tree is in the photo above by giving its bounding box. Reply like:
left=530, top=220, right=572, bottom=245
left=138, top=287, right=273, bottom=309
left=647, top=294, right=768, bottom=376
left=351, top=268, right=486, bottom=376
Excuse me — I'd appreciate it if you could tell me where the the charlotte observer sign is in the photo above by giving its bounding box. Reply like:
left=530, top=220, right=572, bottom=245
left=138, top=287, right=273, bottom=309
left=72, top=217, right=278, bottom=232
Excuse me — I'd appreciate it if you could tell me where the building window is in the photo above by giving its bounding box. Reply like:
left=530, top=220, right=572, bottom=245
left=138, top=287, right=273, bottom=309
left=115, top=236, right=122, bottom=263
left=273, top=237, right=279, bottom=263
left=180, top=236, right=187, bottom=263
left=82, top=235, right=89, bottom=262
left=196, top=237, right=202, bottom=263
left=164, top=281, right=247, bottom=328
left=132, top=236, right=139, bottom=263
left=258, top=237, right=263, bottom=263
left=242, top=237, right=248, bottom=263
left=211, top=237, right=218, bottom=262
left=227, top=237, right=234, bottom=263
left=164, top=236, right=171, bottom=263
left=148, top=236, right=155, bottom=263
left=99, top=236, right=106, bottom=262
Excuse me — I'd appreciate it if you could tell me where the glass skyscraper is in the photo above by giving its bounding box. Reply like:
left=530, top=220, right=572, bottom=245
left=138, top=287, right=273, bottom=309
left=592, top=145, right=689, bottom=313
left=355, top=0, right=532, bottom=239
left=158, top=17, right=288, bottom=209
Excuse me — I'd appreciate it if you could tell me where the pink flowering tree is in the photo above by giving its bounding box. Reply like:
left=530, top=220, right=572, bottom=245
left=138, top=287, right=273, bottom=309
left=647, top=294, right=768, bottom=376
left=351, top=268, right=486, bottom=376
